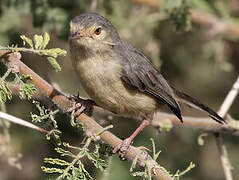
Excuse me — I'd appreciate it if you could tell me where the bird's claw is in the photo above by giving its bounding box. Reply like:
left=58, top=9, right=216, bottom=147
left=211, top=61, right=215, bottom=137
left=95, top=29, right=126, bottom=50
left=67, top=94, right=96, bottom=116
left=113, top=138, right=132, bottom=160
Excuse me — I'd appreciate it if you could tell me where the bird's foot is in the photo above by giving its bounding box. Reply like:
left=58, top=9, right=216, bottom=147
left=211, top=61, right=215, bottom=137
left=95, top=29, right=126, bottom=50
left=113, top=137, right=133, bottom=160
left=67, top=94, right=96, bottom=116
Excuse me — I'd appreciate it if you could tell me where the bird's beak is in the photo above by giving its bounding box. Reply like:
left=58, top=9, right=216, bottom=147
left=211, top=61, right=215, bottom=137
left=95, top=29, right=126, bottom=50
left=69, top=31, right=85, bottom=40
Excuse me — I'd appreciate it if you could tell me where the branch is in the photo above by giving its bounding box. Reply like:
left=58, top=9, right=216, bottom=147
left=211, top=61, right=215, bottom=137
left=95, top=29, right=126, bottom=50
left=151, top=112, right=239, bottom=135
left=218, top=76, right=239, bottom=117
left=189, top=9, right=239, bottom=38
left=214, top=133, right=233, bottom=180
left=214, top=76, right=239, bottom=180
left=131, top=0, right=163, bottom=8
left=0, top=52, right=173, bottom=180
left=6, top=83, right=239, bottom=136
left=90, top=0, right=98, bottom=12
left=0, top=111, right=48, bottom=133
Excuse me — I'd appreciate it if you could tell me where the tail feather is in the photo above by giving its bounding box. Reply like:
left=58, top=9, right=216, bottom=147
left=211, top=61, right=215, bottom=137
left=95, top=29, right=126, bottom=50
left=172, top=87, right=225, bottom=124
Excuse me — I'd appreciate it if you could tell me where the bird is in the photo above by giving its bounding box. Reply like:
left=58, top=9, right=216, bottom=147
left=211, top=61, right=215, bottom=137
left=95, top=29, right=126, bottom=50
left=68, top=13, right=224, bottom=158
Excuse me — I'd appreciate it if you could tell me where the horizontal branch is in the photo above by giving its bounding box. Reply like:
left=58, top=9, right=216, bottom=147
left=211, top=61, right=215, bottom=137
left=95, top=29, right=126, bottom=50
left=0, top=51, right=173, bottom=180
left=6, top=83, right=239, bottom=136
left=131, top=0, right=162, bottom=8
left=189, top=9, right=239, bottom=38
left=152, top=112, right=239, bottom=135
left=94, top=108, right=239, bottom=136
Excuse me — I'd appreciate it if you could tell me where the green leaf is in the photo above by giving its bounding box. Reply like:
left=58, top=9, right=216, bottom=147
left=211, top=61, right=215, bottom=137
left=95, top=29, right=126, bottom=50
left=198, top=133, right=208, bottom=146
left=3, top=83, right=12, bottom=100
left=12, top=73, right=28, bottom=100
left=42, top=32, right=50, bottom=49
left=20, top=35, right=33, bottom=48
left=33, top=34, right=43, bottom=50
left=169, top=0, right=191, bottom=32
left=41, top=166, right=64, bottom=174
left=72, top=168, right=83, bottom=179
left=19, top=83, right=36, bottom=100
left=86, top=152, right=107, bottom=171
left=45, top=48, right=67, bottom=58
left=173, top=162, right=195, bottom=178
left=131, top=171, right=147, bottom=177
left=44, top=158, right=69, bottom=166
left=55, top=147, right=76, bottom=158
left=146, top=162, right=152, bottom=180
left=0, top=81, right=12, bottom=102
left=0, top=90, right=6, bottom=103
left=79, top=162, right=93, bottom=180
left=150, top=138, right=161, bottom=161
left=46, top=129, right=62, bottom=145
left=47, top=57, right=61, bottom=72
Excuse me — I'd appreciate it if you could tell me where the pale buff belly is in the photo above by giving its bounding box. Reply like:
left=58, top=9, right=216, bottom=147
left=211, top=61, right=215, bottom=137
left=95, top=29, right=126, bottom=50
left=73, top=57, right=158, bottom=118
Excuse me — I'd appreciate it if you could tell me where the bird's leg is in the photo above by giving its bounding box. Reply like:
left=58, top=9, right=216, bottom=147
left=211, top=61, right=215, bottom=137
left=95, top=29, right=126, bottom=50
left=67, top=94, right=96, bottom=116
left=113, top=119, right=150, bottom=159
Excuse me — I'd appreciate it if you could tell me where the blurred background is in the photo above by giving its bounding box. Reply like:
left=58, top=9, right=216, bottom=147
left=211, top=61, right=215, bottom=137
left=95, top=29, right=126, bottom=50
left=0, top=0, right=238, bottom=179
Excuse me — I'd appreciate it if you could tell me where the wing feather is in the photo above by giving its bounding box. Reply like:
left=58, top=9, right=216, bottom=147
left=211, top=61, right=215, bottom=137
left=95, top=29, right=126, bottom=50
left=116, top=42, right=182, bottom=121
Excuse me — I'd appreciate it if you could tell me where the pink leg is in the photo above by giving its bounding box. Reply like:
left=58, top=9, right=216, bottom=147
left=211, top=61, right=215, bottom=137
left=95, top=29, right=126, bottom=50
left=113, top=119, right=150, bottom=159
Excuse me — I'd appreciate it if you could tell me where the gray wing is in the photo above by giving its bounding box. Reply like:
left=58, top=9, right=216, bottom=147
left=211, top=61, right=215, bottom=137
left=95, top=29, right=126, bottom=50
left=116, top=42, right=182, bottom=122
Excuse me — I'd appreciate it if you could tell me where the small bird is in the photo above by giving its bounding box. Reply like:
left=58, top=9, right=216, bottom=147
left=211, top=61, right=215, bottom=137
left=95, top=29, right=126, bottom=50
left=69, top=13, right=224, bottom=157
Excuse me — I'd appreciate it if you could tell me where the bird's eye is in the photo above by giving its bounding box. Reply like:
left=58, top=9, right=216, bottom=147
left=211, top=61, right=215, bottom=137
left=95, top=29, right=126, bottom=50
left=94, top=27, right=102, bottom=35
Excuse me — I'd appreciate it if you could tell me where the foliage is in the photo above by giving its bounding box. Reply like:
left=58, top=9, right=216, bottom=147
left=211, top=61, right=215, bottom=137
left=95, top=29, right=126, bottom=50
left=0, top=69, right=36, bottom=103
left=161, top=0, right=192, bottom=32
left=0, top=32, right=66, bottom=72
left=30, top=93, right=114, bottom=180
left=169, top=0, right=192, bottom=32
left=130, top=138, right=195, bottom=180
left=0, top=69, right=12, bottom=103
left=0, top=31, right=65, bottom=176
left=30, top=100, right=62, bottom=145
left=41, top=126, right=114, bottom=180
left=13, top=73, right=36, bottom=100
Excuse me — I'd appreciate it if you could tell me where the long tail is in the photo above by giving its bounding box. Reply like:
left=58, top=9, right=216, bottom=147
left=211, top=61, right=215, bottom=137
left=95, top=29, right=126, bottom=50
left=172, top=87, right=225, bottom=124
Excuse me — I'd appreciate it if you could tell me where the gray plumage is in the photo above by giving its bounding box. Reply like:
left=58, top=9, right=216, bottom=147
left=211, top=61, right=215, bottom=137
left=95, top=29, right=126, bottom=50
left=69, top=13, right=224, bottom=124
left=115, top=42, right=182, bottom=121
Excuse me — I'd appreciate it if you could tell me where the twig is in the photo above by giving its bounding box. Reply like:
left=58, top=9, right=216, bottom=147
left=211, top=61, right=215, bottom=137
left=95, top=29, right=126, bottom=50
left=214, top=133, right=233, bottom=180
left=0, top=111, right=48, bottom=133
left=214, top=76, right=239, bottom=180
left=90, top=0, right=98, bottom=12
left=0, top=102, right=10, bottom=143
left=218, top=76, right=239, bottom=117
left=1, top=52, right=173, bottom=180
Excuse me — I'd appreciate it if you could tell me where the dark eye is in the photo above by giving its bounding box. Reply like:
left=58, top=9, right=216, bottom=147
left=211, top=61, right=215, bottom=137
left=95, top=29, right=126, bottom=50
left=94, top=27, right=102, bottom=35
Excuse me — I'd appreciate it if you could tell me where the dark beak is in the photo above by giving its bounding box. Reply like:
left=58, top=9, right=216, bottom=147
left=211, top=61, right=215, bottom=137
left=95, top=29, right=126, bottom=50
left=69, top=31, right=84, bottom=40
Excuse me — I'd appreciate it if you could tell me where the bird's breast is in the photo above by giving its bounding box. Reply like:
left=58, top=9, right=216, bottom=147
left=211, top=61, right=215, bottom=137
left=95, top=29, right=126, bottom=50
left=72, top=52, right=158, bottom=118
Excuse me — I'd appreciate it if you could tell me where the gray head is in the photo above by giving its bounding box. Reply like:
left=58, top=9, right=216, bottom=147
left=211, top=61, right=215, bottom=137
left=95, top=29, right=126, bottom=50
left=69, top=13, right=120, bottom=51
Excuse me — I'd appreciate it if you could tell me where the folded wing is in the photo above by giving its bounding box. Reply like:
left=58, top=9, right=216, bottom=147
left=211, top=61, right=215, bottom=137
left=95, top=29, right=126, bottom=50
left=117, top=42, right=183, bottom=122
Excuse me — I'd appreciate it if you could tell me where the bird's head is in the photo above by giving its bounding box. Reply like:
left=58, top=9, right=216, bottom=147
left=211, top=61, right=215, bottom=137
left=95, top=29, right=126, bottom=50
left=69, top=13, right=120, bottom=53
